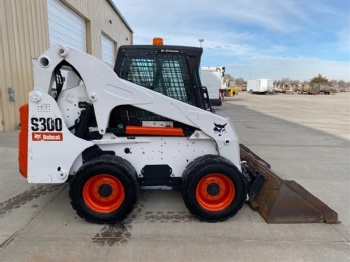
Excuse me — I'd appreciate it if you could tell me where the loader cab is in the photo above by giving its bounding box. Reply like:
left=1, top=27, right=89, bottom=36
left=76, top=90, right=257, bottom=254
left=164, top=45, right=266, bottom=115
left=50, top=57, right=200, bottom=141
left=114, top=45, right=212, bottom=112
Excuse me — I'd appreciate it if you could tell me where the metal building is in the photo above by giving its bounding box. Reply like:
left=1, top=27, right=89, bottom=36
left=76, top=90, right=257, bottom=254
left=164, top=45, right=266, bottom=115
left=0, top=0, right=133, bottom=131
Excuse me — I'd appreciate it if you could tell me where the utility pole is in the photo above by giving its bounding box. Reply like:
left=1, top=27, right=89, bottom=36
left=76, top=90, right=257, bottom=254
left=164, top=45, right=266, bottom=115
left=198, top=38, right=204, bottom=48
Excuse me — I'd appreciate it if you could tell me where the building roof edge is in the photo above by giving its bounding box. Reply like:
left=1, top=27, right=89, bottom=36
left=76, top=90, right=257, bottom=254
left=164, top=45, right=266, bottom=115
left=106, top=0, right=134, bottom=33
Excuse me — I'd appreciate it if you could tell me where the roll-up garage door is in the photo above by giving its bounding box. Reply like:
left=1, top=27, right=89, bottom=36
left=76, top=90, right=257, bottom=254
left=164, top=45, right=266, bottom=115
left=47, top=0, right=87, bottom=52
left=101, top=34, right=115, bottom=66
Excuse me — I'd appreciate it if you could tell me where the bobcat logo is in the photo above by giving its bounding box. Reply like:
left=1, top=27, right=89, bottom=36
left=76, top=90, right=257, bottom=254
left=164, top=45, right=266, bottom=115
left=213, top=123, right=227, bottom=136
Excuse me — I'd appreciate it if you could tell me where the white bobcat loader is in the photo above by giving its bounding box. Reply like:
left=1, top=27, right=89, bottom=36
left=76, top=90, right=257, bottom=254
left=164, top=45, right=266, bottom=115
left=18, top=44, right=338, bottom=224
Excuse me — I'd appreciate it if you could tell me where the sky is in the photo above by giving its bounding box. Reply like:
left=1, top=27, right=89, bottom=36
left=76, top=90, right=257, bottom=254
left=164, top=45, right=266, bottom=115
left=114, top=0, right=350, bottom=82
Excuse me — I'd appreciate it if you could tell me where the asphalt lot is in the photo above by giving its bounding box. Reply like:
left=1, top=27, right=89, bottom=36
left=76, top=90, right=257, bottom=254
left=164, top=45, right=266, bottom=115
left=0, top=91, right=349, bottom=261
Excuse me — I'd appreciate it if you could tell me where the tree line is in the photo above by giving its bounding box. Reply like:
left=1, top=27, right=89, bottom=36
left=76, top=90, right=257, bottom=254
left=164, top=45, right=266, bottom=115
left=224, top=74, right=349, bottom=88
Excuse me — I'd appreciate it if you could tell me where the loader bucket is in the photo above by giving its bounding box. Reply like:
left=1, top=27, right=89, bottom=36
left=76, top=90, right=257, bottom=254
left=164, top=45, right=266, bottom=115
left=240, top=144, right=339, bottom=224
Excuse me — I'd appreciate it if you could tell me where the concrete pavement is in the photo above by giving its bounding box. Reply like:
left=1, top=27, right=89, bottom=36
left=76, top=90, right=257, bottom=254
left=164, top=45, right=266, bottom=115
left=0, top=92, right=349, bottom=261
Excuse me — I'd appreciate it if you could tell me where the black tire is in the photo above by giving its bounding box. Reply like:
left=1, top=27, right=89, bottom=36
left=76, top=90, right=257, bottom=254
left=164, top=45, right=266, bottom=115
left=69, top=155, right=139, bottom=223
left=182, top=155, right=247, bottom=222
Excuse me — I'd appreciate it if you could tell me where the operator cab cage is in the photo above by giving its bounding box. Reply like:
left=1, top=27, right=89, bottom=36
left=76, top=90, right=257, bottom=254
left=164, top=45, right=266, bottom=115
left=114, top=45, right=212, bottom=112
left=48, top=45, right=214, bottom=141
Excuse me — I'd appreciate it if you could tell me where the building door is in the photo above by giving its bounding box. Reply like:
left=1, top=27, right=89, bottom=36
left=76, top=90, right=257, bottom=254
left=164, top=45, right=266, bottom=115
left=101, top=34, right=115, bottom=67
left=47, top=0, right=87, bottom=52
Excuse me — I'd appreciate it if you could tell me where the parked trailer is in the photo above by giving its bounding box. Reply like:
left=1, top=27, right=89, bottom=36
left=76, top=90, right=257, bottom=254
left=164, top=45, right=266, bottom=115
left=295, top=85, right=310, bottom=94
left=247, top=79, right=274, bottom=94
left=201, top=67, right=224, bottom=106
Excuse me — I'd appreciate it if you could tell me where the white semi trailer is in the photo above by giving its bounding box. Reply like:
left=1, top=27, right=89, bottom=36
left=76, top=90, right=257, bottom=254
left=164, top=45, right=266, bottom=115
left=201, top=67, right=225, bottom=106
left=247, top=79, right=274, bottom=94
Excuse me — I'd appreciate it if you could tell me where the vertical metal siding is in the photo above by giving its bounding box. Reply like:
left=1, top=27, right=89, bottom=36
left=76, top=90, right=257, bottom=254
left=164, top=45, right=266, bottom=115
left=0, top=0, right=132, bottom=131
left=0, top=0, right=49, bottom=131
left=64, top=0, right=133, bottom=58
left=0, top=0, right=6, bottom=132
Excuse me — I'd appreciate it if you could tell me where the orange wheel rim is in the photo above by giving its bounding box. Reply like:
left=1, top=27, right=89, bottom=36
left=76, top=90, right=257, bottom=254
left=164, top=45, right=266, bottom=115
left=83, top=174, right=125, bottom=213
left=195, top=173, right=235, bottom=211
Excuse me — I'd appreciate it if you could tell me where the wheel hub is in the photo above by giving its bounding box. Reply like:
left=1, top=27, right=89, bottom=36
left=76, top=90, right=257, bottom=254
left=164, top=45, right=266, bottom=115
left=98, top=184, right=113, bottom=198
left=207, top=183, right=220, bottom=196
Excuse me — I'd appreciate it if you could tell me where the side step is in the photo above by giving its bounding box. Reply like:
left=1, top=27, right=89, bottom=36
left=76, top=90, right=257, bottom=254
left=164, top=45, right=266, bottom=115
left=240, top=144, right=339, bottom=224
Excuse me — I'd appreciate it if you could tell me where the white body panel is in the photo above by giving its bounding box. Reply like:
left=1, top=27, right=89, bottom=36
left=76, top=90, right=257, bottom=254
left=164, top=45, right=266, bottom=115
left=247, top=79, right=274, bottom=93
left=27, top=92, right=93, bottom=183
left=97, top=135, right=217, bottom=178
left=28, top=46, right=242, bottom=183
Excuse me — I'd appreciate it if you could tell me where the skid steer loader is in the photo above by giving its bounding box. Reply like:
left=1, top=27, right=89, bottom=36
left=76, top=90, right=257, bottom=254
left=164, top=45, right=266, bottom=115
left=18, top=42, right=338, bottom=224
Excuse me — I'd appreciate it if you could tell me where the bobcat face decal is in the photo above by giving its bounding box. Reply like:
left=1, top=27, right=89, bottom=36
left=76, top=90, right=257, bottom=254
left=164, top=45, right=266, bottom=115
left=213, top=123, right=227, bottom=136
